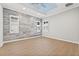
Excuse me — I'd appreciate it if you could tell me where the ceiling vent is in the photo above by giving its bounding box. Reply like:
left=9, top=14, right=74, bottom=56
left=65, top=3, right=74, bottom=7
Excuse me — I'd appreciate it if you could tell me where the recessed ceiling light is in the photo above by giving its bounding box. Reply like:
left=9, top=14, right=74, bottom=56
left=23, top=8, right=26, bottom=10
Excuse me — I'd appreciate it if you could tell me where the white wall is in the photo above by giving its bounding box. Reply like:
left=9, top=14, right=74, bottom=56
left=43, top=7, right=79, bottom=43
left=0, top=4, right=3, bottom=47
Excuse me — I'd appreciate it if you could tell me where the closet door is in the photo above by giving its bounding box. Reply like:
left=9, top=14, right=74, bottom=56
left=0, top=4, right=3, bottom=47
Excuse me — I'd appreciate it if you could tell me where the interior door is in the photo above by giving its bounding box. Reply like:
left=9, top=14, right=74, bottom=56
left=30, top=17, right=42, bottom=36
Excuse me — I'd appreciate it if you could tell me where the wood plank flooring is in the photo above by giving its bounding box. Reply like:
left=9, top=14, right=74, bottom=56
left=0, top=37, right=79, bottom=56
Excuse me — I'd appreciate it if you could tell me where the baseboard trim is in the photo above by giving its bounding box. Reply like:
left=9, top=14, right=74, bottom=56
left=43, top=35, right=79, bottom=44
left=3, top=36, right=41, bottom=44
left=3, top=35, right=79, bottom=45
left=0, top=42, right=3, bottom=47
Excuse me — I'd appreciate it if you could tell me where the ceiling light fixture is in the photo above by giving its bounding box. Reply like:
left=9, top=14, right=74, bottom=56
left=23, top=7, right=26, bottom=10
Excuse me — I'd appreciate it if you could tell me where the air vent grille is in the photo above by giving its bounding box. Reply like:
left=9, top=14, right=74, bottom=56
left=65, top=3, right=74, bottom=7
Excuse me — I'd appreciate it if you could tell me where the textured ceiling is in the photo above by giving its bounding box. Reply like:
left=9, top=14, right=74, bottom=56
left=22, top=3, right=58, bottom=14
left=21, top=3, right=79, bottom=17
left=29, top=3, right=57, bottom=14
left=2, top=3, right=79, bottom=18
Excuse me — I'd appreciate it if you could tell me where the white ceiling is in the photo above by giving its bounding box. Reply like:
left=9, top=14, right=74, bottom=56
left=1, top=3, right=79, bottom=18
left=22, top=3, right=79, bottom=17
left=1, top=3, right=45, bottom=18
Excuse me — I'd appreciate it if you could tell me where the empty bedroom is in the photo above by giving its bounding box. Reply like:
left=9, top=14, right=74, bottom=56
left=0, top=3, right=79, bottom=56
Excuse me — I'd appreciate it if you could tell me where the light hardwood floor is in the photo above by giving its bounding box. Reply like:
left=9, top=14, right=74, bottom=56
left=0, top=37, right=79, bottom=56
